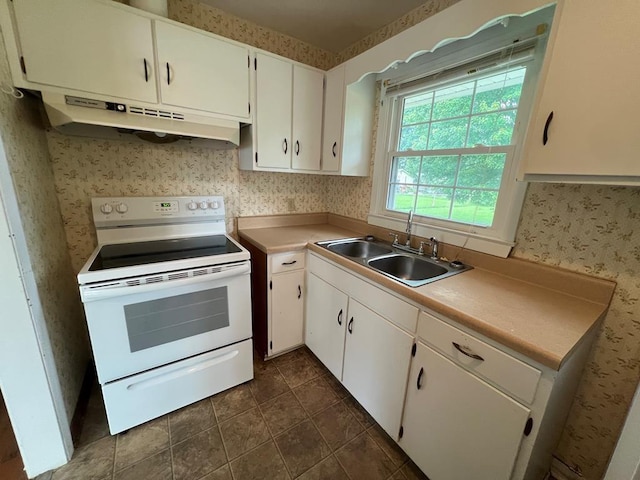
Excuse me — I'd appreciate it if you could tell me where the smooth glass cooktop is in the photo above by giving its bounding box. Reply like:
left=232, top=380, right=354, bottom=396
left=89, top=235, right=242, bottom=271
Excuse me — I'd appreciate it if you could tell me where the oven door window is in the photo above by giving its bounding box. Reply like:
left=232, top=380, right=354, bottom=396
left=124, top=286, right=229, bottom=352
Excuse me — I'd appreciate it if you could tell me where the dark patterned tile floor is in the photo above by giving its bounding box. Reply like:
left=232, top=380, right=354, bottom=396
left=45, top=347, right=428, bottom=480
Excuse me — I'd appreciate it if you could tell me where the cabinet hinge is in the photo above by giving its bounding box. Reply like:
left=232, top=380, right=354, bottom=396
left=269, top=340, right=273, bottom=350
left=524, top=418, right=533, bottom=436
left=19, top=56, right=26, bottom=74
left=254, top=57, right=257, bottom=70
left=269, top=280, right=272, bottom=290
left=411, top=343, right=417, bottom=357
left=399, top=426, right=404, bottom=439
left=255, top=152, right=258, bottom=164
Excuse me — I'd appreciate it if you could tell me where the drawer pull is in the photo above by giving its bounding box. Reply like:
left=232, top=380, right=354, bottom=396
left=452, top=342, right=484, bottom=361
left=297, top=285, right=301, bottom=299
left=347, top=317, right=354, bottom=334
left=281, top=260, right=297, bottom=266
left=543, top=111, right=553, bottom=145
left=417, top=367, right=424, bottom=390
left=337, top=309, right=343, bottom=325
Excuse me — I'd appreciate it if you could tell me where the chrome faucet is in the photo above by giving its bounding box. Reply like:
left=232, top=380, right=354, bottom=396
left=429, top=237, right=439, bottom=260
left=405, top=210, right=413, bottom=246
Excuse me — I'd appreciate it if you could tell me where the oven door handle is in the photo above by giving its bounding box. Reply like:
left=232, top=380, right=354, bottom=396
left=80, top=262, right=250, bottom=302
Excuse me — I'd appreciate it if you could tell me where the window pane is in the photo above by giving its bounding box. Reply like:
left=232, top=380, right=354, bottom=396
left=428, top=118, right=468, bottom=150
left=402, top=92, right=433, bottom=124
left=467, top=110, right=517, bottom=146
left=387, top=184, right=416, bottom=212
left=432, top=81, right=474, bottom=120
left=419, top=155, right=458, bottom=186
left=472, top=68, right=525, bottom=114
left=391, top=156, right=421, bottom=184
left=399, top=124, right=429, bottom=151
left=415, top=187, right=453, bottom=220
left=451, top=189, right=498, bottom=226
left=458, top=154, right=506, bottom=189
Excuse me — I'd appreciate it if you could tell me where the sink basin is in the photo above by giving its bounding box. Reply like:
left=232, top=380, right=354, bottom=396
left=326, top=240, right=393, bottom=258
left=368, top=254, right=448, bottom=283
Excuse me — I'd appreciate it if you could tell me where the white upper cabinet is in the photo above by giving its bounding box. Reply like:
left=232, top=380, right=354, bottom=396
left=155, top=22, right=249, bottom=118
left=321, top=66, right=345, bottom=173
left=12, top=0, right=157, bottom=103
left=240, top=53, right=323, bottom=172
left=518, top=0, right=640, bottom=183
left=291, top=65, right=323, bottom=171
left=321, top=66, right=374, bottom=176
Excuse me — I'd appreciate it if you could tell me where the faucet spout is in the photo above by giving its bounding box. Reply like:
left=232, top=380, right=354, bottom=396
left=405, top=210, right=413, bottom=246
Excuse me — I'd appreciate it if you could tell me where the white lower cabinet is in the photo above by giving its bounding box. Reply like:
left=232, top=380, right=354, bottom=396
left=270, top=270, right=304, bottom=355
left=342, top=299, right=413, bottom=438
left=399, top=342, right=530, bottom=480
left=305, top=272, right=348, bottom=379
left=304, top=251, right=596, bottom=480
left=268, top=251, right=306, bottom=357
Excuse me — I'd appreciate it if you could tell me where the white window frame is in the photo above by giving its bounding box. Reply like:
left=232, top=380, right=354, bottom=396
left=368, top=13, right=550, bottom=258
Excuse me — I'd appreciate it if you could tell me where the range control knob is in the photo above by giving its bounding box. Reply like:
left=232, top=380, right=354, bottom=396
left=100, top=203, right=113, bottom=214
left=115, top=203, right=128, bottom=214
left=187, top=201, right=198, bottom=211
left=209, top=200, right=220, bottom=209
left=199, top=201, right=208, bottom=210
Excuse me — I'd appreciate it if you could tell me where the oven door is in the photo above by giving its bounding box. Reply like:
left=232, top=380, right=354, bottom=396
left=81, top=262, right=251, bottom=384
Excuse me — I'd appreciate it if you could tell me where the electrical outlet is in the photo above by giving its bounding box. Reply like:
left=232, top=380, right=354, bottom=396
left=286, top=197, right=296, bottom=212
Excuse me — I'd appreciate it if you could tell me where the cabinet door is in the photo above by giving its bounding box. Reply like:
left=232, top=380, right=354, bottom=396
left=400, top=343, right=530, bottom=480
left=321, top=66, right=345, bottom=172
left=342, top=299, right=413, bottom=438
left=305, top=273, right=348, bottom=379
left=155, top=21, right=249, bottom=118
left=291, top=65, right=323, bottom=171
left=255, top=54, right=292, bottom=169
left=13, top=0, right=156, bottom=103
left=520, top=0, right=640, bottom=178
left=270, top=270, right=305, bottom=356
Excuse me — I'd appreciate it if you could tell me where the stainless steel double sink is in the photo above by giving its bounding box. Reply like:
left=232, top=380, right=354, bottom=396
left=316, top=237, right=472, bottom=288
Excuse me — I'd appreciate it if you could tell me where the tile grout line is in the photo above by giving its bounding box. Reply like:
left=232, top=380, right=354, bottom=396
left=210, top=396, right=236, bottom=480
left=167, top=415, right=175, bottom=480
left=247, top=377, right=295, bottom=479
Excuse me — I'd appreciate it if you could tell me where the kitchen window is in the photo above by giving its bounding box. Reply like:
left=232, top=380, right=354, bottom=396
left=368, top=13, right=550, bottom=257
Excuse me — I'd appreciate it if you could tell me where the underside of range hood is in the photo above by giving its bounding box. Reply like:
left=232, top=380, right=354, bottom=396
left=41, top=91, right=240, bottom=148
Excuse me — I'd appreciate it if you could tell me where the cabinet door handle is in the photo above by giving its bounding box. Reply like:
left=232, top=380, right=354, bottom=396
left=281, top=260, right=297, bottom=266
left=283, top=138, right=288, bottom=154
left=166, top=62, right=171, bottom=85
left=143, top=58, right=149, bottom=82
left=417, top=367, right=424, bottom=390
left=543, top=111, right=553, bottom=145
left=347, top=317, right=354, bottom=334
left=297, top=285, right=301, bottom=299
left=295, top=140, right=300, bottom=156
left=337, top=309, right=343, bottom=326
left=452, top=342, right=484, bottom=361
left=332, top=141, right=337, bottom=157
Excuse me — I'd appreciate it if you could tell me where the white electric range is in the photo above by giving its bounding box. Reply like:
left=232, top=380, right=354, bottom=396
left=78, top=196, right=253, bottom=434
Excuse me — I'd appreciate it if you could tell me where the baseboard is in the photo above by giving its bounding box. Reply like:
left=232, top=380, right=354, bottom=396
left=550, top=457, right=584, bottom=480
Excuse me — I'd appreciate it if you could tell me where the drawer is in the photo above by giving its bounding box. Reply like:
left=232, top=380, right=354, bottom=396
left=102, top=339, right=253, bottom=434
left=270, top=251, right=305, bottom=274
left=418, top=311, right=541, bottom=404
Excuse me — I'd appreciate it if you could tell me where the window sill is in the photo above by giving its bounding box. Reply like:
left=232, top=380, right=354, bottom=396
left=367, top=213, right=514, bottom=258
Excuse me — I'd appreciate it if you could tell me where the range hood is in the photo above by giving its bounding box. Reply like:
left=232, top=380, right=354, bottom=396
left=41, top=91, right=240, bottom=148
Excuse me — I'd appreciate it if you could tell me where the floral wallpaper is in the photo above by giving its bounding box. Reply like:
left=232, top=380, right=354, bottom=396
left=0, top=30, right=87, bottom=421
left=513, top=183, right=640, bottom=479
left=168, top=0, right=334, bottom=70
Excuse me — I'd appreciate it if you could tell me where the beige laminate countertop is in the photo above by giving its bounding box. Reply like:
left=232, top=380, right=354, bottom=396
left=238, top=214, right=615, bottom=371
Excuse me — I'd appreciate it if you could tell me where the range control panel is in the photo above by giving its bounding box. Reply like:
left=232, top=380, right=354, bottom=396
left=92, top=196, right=226, bottom=228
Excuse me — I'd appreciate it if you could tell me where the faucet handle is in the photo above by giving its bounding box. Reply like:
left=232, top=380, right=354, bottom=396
left=418, top=241, right=426, bottom=255
left=388, top=232, right=399, bottom=245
